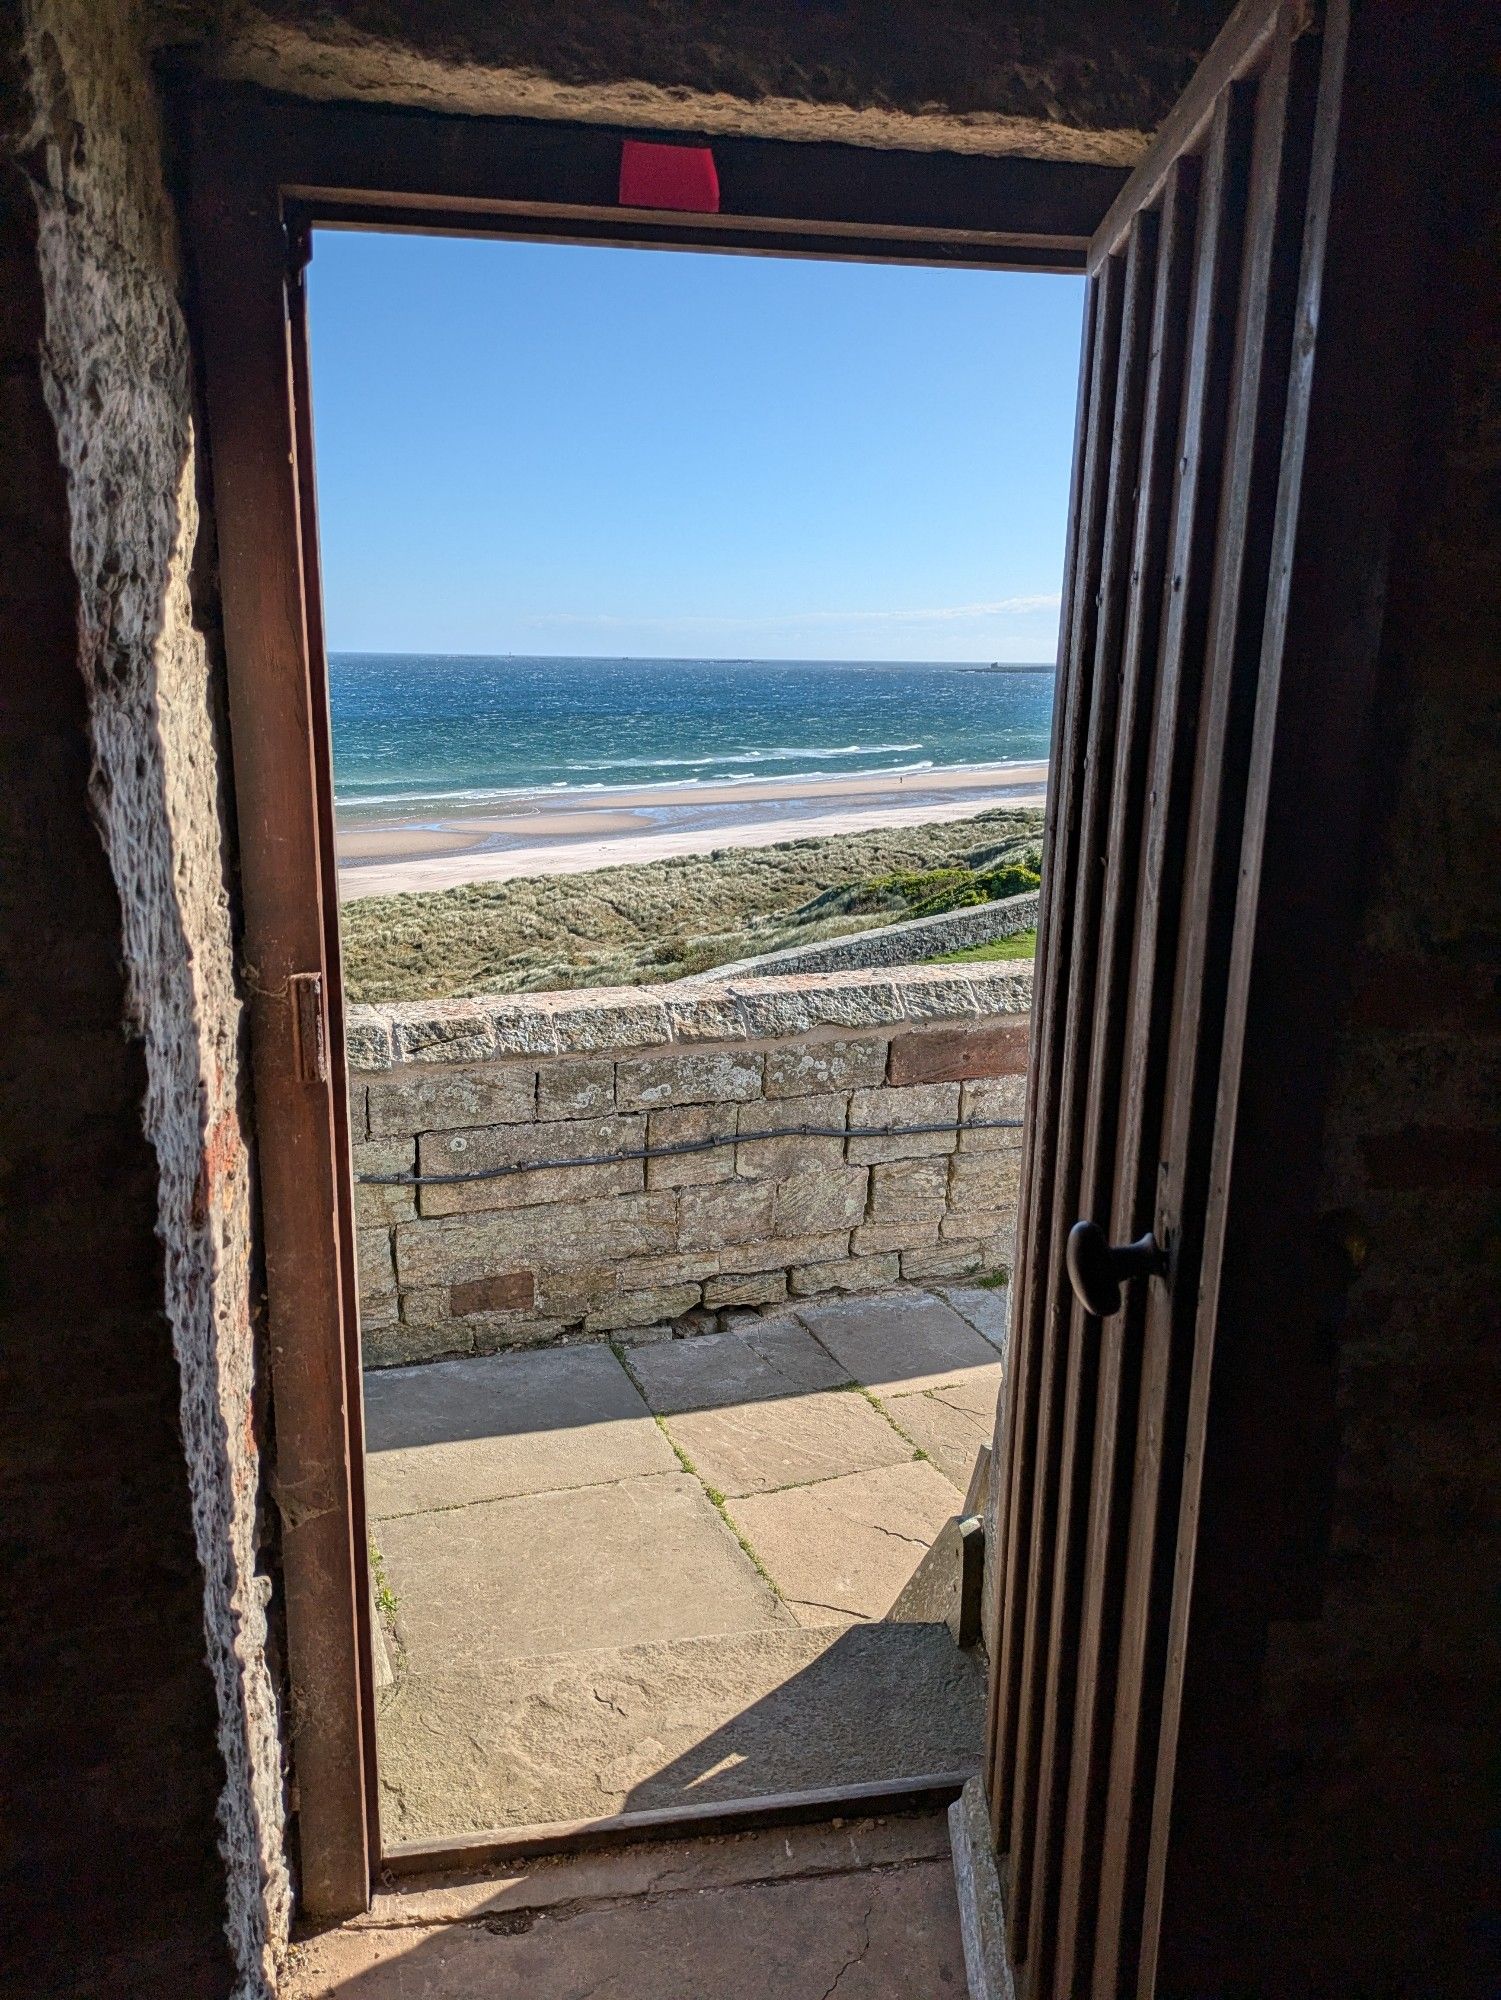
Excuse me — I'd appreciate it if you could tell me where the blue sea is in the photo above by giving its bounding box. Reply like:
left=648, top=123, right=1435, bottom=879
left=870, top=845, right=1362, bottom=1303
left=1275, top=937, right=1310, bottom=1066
left=330, top=655, right=1055, bottom=818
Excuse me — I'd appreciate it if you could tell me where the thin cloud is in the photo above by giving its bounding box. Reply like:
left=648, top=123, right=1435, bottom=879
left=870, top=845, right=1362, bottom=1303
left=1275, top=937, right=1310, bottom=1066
left=529, top=595, right=1060, bottom=631
left=816, top=596, right=1061, bottom=623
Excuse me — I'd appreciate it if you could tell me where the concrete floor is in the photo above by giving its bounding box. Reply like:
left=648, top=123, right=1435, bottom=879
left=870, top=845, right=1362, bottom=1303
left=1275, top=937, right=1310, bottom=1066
left=285, top=1812, right=967, bottom=1999
left=365, top=1285, right=1008, bottom=1841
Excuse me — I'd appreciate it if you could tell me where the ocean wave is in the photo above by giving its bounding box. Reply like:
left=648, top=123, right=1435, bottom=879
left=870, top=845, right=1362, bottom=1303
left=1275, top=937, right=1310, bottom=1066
left=334, top=757, right=1060, bottom=816
left=563, top=742, right=925, bottom=772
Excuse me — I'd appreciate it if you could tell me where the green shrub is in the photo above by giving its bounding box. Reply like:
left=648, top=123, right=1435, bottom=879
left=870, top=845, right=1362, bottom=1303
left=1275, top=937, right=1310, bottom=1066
left=848, top=859, right=1042, bottom=921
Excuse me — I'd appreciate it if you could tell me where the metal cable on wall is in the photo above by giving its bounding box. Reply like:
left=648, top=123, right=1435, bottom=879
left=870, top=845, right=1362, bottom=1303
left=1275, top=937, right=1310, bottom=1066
left=359, top=1116, right=1025, bottom=1187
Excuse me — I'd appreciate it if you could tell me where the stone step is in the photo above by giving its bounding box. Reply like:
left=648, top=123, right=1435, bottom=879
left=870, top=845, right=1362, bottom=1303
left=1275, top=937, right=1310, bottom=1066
left=377, top=1619, right=984, bottom=1843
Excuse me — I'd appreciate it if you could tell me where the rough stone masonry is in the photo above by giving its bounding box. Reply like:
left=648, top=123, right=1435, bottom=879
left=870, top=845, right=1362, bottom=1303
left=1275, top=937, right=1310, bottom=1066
left=3, top=1, right=289, bottom=1990
left=347, top=963, right=1032, bottom=1364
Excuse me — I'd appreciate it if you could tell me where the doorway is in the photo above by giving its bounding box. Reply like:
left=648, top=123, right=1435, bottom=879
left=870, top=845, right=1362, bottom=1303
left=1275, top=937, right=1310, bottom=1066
left=307, top=231, right=1078, bottom=1847
left=188, top=105, right=1113, bottom=1909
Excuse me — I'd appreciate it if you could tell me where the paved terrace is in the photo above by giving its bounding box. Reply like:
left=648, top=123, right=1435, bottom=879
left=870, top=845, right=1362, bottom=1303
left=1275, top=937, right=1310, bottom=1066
left=366, top=1284, right=1008, bottom=1842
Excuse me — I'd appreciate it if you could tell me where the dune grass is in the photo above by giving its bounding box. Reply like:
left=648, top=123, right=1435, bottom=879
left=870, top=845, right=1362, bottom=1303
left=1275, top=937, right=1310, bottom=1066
left=339, top=807, right=1044, bottom=1002
left=930, top=928, right=1038, bottom=964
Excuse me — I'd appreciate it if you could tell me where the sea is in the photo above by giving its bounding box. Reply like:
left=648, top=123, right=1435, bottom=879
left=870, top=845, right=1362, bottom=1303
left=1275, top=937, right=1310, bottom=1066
left=330, top=655, right=1055, bottom=820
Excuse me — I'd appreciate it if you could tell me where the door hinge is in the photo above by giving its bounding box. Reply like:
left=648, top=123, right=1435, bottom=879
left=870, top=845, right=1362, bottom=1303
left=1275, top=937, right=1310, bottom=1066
left=289, top=970, right=329, bottom=1084
left=286, top=215, right=313, bottom=280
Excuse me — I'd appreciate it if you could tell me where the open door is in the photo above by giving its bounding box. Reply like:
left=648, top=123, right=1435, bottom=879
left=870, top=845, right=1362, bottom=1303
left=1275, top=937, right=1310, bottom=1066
left=985, top=0, right=1418, bottom=1991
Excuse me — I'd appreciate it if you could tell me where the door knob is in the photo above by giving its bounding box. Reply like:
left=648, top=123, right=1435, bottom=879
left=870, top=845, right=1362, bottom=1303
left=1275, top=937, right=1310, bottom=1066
left=1065, top=1221, right=1169, bottom=1318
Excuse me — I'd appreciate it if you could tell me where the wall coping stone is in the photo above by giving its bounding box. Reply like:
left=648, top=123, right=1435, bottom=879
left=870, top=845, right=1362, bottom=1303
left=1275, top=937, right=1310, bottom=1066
left=696, top=888, right=1041, bottom=981
left=346, top=960, right=1035, bottom=1072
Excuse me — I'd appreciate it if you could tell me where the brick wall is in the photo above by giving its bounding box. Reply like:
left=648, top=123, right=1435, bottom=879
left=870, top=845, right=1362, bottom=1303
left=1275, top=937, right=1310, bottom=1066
left=347, top=968, right=1031, bottom=1364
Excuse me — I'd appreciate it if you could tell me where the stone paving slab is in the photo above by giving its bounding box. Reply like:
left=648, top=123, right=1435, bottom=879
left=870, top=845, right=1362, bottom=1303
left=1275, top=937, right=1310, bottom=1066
left=937, top=1280, right=1012, bottom=1354
left=623, top=1317, right=850, bottom=1416
left=286, top=1830, right=964, bottom=1999
left=376, top=1624, right=984, bottom=1840
left=378, top=1472, right=788, bottom=1673
left=357, top=1812, right=953, bottom=1925
left=795, top=1289, right=1002, bottom=1397
left=884, top=1389, right=994, bottom=1491
left=728, top=1459, right=962, bottom=1628
left=363, top=1346, right=675, bottom=1517
left=664, top=1387, right=913, bottom=1498
left=929, top=1363, right=1006, bottom=1422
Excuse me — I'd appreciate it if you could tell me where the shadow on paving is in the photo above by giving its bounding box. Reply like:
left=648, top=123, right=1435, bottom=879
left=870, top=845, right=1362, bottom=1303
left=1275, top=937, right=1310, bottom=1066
left=618, top=1619, right=984, bottom=1811
left=376, top=1622, right=984, bottom=1839
left=286, top=1813, right=965, bottom=1999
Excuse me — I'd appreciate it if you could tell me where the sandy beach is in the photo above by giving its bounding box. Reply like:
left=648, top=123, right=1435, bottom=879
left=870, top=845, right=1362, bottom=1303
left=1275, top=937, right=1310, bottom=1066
left=336, top=760, right=1049, bottom=899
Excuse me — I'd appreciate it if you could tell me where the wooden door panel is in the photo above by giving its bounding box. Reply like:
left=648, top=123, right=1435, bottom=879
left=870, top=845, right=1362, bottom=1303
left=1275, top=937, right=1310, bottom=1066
left=1090, top=87, right=1257, bottom=1994
left=985, top=2, right=1351, bottom=1993
left=1137, top=30, right=1326, bottom=1989
left=1052, top=156, right=1200, bottom=2000
left=989, top=255, right=1123, bottom=1851
left=1019, top=208, right=1163, bottom=1991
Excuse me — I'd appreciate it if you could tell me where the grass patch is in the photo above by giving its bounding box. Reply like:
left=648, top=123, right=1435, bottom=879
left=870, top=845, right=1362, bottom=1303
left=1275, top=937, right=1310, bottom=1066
left=367, top=1536, right=398, bottom=1620
left=650, top=1413, right=784, bottom=1599
left=852, top=1381, right=933, bottom=1463
left=975, top=1268, right=1012, bottom=1290
left=930, top=929, right=1037, bottom=964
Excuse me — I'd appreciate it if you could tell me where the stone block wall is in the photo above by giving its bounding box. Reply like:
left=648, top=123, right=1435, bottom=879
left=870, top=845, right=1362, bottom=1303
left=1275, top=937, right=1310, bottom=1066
left=702, top=888, right=1041, bottom=980
left=347, top=965, right=1032, bottom=1365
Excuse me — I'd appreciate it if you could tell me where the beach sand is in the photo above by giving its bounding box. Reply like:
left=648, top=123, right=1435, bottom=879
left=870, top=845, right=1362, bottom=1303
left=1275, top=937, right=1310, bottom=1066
left=336, top=760, right=1049, bottom=900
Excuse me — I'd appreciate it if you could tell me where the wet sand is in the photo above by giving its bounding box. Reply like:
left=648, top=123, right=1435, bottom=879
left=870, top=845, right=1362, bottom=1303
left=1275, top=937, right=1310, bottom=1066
left=337, top=761, right=1049, bottom=900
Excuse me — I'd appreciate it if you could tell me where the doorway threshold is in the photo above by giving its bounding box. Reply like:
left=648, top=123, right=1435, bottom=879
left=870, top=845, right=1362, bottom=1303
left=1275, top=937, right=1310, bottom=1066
left=381, top=1771, right=971, bottom=1878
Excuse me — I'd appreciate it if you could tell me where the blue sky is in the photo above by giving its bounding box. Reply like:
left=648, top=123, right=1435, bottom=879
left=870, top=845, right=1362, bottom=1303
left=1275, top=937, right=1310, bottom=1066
left=306, top=231, right=1084, bottom=662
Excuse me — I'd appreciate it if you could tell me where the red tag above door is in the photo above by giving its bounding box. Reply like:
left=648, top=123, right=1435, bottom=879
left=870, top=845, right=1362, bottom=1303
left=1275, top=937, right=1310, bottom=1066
left=618, top=140, right=721, bottom=214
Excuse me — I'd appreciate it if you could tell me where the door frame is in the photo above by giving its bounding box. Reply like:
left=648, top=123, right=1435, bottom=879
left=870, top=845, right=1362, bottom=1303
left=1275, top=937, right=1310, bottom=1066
left=183, top=94, right=1125, bottom=1915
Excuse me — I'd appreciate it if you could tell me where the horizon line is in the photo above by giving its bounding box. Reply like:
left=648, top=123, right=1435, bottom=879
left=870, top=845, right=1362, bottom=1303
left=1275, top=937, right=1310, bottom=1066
left=325, top=649, right=1059, bottom=668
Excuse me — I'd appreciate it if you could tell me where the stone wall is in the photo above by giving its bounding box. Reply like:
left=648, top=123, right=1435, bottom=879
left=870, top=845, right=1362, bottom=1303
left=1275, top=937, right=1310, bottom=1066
left=348, top=965, right=1032, bottom=1365
left=1, top=2, right=286, bottom=1992
left=704, top=889, right=1041, bottom=981
left=1238, top=38, right=1501, bottom=1994
left=154, top=0, right=1234, bottom=165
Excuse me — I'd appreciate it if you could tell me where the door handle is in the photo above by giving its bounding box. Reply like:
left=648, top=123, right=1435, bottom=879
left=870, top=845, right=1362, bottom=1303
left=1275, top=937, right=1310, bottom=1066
left=1065, top=1222, right=1169, bottom=1318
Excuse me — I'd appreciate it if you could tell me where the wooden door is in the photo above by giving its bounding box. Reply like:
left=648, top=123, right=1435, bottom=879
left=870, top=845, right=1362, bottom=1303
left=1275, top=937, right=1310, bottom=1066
left=984, top=0, right=1385, bottom=1991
